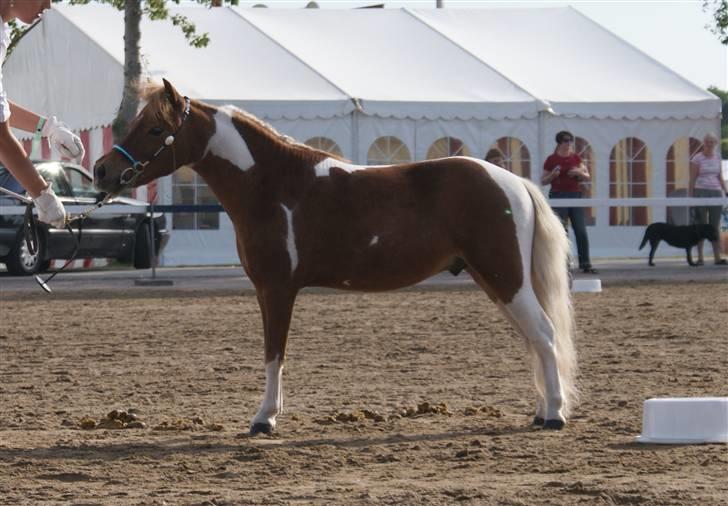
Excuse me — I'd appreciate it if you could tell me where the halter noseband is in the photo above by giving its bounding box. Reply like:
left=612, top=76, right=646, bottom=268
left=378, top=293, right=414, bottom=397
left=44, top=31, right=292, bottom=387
left=112, top=96, right=191, bottom=186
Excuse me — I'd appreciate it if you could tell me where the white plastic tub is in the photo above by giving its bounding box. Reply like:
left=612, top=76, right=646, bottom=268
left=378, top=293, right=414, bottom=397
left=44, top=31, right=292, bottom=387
left=636, top=397, right=728, bottom=444
left=572, top=278, right=602, bottom=293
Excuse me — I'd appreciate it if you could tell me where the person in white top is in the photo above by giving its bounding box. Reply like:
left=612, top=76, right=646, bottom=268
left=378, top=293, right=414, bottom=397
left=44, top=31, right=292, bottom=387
left=689, top=133, right=727, bottom=266
left=0, top=0, right=84, bottom=228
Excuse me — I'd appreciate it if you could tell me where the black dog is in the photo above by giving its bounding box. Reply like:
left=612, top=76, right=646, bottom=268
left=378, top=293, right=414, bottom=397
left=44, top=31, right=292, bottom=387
left=638, top=223, right=718, bottom=266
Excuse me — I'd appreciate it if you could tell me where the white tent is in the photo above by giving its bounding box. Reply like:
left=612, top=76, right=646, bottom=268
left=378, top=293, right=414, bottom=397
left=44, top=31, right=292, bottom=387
left=4, top=4, right=721, bottom=265
left=412, top=7, right=718, bottom=120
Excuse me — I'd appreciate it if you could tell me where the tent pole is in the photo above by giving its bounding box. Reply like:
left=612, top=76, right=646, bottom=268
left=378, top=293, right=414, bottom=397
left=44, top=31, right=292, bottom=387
left=352, top=109, right=360, bottom=164
left=537, top=110, right=546, bottom=186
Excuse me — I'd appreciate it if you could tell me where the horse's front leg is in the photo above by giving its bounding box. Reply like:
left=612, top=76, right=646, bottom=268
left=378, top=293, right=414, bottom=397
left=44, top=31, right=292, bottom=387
left=250, top=287, right=297, bottom=435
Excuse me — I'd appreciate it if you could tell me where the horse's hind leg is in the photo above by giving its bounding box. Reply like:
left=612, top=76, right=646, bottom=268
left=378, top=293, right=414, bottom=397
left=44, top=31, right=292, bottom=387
left=471, top=269, right=565, bottom=428
left=500, top=288, right=565, bottom=428
left=250, top=287, right=297, bottom=435
left=493, top=304, right=546, bottom=425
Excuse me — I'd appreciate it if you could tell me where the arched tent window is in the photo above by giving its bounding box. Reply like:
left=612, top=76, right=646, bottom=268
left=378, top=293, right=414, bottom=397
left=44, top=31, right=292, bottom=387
left=304, top=136, right=343, bottom=157
left=575, top=136, right=595, bottom=226
left=665, top=137, right=702, bottom=225
left=367, top=136, right=411, bottom=165
left=489, top=137, right=530, bottom=178
left=426, top=137, right=471, bottom=159
left=172, top=165, right=219, bottom=230
left=609, top=137, right=651, bottom=226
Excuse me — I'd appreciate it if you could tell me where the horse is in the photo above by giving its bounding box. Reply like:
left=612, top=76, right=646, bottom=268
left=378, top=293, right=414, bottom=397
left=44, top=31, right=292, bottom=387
left=94, top=79, right=577, bottom=435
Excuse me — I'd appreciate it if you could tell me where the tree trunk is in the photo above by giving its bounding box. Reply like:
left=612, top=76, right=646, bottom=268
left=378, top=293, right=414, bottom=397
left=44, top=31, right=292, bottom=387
left=113, top=0, right=142, bottom=142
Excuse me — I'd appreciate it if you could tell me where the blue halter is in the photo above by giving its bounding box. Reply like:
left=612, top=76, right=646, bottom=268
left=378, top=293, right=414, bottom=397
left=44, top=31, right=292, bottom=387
left=112, top=96, right=191, bottom=186
left=112, top=144, right=141, bottom=168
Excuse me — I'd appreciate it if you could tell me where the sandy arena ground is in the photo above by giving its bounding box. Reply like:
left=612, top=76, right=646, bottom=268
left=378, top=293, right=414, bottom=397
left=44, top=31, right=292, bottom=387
left=1, top=281, right=727, bottom=505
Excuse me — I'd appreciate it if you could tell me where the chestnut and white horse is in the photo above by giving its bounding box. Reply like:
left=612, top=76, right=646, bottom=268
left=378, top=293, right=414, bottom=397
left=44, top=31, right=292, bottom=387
left=94, top=80, right=577, bottom=435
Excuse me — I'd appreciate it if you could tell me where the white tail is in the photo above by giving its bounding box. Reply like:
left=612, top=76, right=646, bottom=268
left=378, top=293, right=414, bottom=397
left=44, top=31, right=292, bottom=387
left=522, top=179, right=578, bottom=416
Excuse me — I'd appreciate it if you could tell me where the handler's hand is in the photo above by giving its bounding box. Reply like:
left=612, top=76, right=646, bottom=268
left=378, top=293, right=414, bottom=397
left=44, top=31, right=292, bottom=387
left=33, top=184, right=67, bottom=229
left=42, top=116, right=85, bottom=163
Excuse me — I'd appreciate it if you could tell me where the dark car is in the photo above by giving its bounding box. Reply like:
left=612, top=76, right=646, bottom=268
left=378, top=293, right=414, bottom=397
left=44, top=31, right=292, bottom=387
left=0, top=161, right=169, bottom=275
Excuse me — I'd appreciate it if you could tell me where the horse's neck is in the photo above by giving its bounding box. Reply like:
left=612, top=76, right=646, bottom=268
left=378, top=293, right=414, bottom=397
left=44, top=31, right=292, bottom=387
left=192, top=105, right=327, bottom=229
left=191, top=114, right=287, bottom=223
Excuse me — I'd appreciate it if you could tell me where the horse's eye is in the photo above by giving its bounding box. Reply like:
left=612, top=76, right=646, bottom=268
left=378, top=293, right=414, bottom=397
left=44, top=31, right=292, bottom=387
left=148, top=127, right=163, bottom=136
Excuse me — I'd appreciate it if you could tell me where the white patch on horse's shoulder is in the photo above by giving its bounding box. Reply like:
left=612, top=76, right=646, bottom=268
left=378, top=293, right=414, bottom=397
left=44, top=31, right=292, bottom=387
left=369, top=236, right=379, bottom=246
left=204, top=107, right=254, bottom=172
left=314, top=157, right=371, bottom=177
left=280, top=203, right=298, bottom=275
left=342, top=280, right=351, bottom=286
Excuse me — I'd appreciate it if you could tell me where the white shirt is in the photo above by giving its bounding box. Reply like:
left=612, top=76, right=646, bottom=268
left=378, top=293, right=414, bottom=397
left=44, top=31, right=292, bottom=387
left=692, top=152, right=723, bottom=191
left=0, top=17, right=10, bottom=123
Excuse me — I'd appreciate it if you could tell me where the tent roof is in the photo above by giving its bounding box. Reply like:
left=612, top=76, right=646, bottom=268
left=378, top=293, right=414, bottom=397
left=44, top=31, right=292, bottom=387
left=411, top=7, right=719, bottom=120
left=235, top=8, right=541, bottom=120
left=5, top=4, right=719, bottom=131
left=54, top=3, right=354, bottom=120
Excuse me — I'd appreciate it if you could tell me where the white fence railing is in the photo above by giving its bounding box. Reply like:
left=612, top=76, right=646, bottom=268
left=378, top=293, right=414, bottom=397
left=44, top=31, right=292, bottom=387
left=1, top=199, right=725, bottom=215
left=546, top=197, right=727, bottom=208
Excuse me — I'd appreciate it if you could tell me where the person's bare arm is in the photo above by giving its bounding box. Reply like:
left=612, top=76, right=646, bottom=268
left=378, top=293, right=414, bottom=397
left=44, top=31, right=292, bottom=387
left=0, top=120, right=47, bottom=197
left=541, top=166, right=560, bottom=185
left=8, top=101, right=43, bottom=133
left=568, top=163, right=590, bottom=182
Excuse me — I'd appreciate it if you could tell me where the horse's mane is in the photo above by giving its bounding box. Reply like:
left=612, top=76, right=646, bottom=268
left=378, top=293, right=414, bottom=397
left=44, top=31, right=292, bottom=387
left=138, top=83, right=180, bottom=128
left=138, top=83, right=347, bottom=162
left=225, top=106, right=310, bottom=152
left=224, top=105, right=349, bottom=163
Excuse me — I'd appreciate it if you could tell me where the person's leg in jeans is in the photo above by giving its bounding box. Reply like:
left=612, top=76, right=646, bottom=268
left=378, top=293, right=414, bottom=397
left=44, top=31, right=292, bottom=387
left=550, top=194, right=572, bottom=269
left=568, top=205, right=592, bottom=270
left=707, top=205, right=725, bottom=264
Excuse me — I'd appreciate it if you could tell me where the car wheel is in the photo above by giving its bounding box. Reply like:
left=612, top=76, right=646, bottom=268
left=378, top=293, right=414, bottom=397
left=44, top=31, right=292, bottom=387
left=6, top=232, right=43, bottom=276
left=133, top=223, right=152, bottom=269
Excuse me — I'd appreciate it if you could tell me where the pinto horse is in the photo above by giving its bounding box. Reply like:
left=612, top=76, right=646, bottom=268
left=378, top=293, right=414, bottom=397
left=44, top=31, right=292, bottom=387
left=94, top=80, right=577, bottom=435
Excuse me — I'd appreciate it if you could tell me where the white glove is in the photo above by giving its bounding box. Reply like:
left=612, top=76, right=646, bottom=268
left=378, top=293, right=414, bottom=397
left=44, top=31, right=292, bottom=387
left=41, top=116, right=85, bottom=163
left=33, top=185, right=67, bottom=229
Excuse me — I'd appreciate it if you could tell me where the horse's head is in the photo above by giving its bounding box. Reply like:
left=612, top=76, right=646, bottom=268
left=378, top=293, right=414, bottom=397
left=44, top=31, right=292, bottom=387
left=94, top=79, right=197, bottom=194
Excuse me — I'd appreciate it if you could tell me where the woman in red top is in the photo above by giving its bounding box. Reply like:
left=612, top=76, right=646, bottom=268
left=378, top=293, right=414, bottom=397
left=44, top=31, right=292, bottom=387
left=542, top=130, right=596, bottom=274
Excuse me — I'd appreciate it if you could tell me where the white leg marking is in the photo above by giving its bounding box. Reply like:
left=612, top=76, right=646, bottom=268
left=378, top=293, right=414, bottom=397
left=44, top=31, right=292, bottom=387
left=252, top=357, right=284, bottom=428
left=204, top=106, right=254, bottom=172
left=504, top=289, right=564, bottom=422
left=369, top=235, right=379, bottom=246
left=280, top=203, right=298, bottom=274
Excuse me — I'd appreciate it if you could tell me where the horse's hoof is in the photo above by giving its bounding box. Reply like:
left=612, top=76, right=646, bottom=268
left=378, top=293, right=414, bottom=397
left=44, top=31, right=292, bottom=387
left=250, top=422, right=273, bottom=436
left=532, top=416, right=545, bottom=426
left=543, top=419, right=565, bottom=430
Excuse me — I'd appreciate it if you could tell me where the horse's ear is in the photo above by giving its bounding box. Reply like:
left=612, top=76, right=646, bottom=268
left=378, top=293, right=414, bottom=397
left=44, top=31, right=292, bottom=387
left=162, top=79, right=182, bottom=109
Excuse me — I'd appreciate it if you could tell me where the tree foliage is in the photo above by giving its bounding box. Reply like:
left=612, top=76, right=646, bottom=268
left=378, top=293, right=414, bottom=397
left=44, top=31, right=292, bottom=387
left=704, top=0, right=728, bottom=44
left=66, top=0, right=235, bottom=48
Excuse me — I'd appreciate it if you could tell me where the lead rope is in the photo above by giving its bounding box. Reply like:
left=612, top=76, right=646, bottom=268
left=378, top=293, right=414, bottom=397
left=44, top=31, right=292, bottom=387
left=31, top=192, right=117, bottom=293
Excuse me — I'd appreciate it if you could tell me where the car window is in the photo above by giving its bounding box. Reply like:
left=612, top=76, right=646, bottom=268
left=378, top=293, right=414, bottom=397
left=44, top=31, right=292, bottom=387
left=64, top=166, right=97, bottom=198
left=36, top=162, right=70, bottom=197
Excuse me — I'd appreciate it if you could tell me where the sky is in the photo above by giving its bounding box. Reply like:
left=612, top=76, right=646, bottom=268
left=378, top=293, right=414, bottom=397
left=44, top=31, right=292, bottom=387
left=237, top=0, right=728, bottom=90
